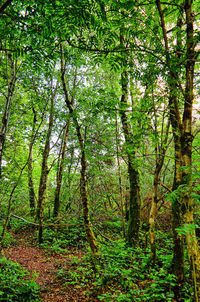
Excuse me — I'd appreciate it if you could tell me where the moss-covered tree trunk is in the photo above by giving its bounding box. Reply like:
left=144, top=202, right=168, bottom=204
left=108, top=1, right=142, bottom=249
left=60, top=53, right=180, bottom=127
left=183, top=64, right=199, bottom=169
left=156, top=0, right=200, bottom=300
left=149, top=118, right=169, bottom=265
left=149, top=152, right=166, bottom=265
left=181, top=2, right=200, bottom=299
left=60, top=43, right=99, bottom=257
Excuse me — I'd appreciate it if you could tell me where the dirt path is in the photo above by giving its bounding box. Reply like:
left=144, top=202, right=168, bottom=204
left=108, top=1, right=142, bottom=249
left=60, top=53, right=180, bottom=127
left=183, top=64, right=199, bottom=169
left=2, top=231, right=87, bottom=302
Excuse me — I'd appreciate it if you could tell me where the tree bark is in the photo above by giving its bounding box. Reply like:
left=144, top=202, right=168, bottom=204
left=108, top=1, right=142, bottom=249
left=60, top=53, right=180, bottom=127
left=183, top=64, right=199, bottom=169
left=182, top=2, right=200, bottom=299
left=0, top=56, right=17, bottom=179
left=149, top=120, right=169, bottom=266
left=115, top=111, right=126, bottom=238
left=53, top=119, right=70, bottom=217
left=156, top=0, right=200, bottom=300
left=119, top=67, right=140, bottom=247
left=60, top=43, right=99, bottom=257
left=28, top=107, right=37, bottom=215
left=36, top=89, right=56, bottom=244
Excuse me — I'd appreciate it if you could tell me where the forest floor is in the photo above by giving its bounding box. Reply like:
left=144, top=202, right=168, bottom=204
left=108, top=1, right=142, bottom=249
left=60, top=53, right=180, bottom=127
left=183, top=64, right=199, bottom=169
left=2, top=229, right=92, bottom=302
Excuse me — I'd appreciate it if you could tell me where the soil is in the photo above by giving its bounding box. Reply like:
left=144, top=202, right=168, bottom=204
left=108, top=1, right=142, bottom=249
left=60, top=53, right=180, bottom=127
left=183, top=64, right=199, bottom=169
left=2, top=229, right=89, bottom=302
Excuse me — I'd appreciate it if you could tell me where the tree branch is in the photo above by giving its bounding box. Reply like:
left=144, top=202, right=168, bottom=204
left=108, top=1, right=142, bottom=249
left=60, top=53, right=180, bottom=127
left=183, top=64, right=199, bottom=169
left=0, top=0, right=12, bottom=14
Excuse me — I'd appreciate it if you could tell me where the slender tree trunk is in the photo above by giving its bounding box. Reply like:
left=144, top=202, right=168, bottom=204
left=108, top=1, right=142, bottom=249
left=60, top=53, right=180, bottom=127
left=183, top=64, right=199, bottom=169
left=115, top=112, right=126, bottom=238
left=126, top=159, right=140, bottom=246
left=119, top=67, right=140, bottom=247
left=0, top=57, right=17, bottom=179
left=0, top=166, right=25, bottom=245
left=36, top=92, right=55, bottom=244
left=28, top=108, right=37, bottom=215
left=149, top=120, right=169, bottom=265
left=0, top=147, right=33, bottom=245
left=149, top=154, right=166, bottom=264
left=28, top=146, right=35, bottom=213
left=60, top=43, right=99, bottom=257
left=171, top=131, right=185, bottom=300
left=53, top=119, right=70, bottom=217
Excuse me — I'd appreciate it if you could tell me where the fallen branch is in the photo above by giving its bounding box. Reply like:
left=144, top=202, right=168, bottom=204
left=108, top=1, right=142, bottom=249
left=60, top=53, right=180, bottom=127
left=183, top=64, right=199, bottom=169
left=10, top=214, right=84, bottom=228
left=10, top=214, right=38, bottom=226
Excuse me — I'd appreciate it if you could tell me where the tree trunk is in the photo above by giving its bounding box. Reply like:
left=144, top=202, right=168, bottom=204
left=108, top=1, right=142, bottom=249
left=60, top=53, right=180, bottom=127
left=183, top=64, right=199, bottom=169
left=36, top=93, right=55, bottom=244
left=0, top=56, right=17, bottom=179
left=149, top=156, right=165, bottom=265
left=53, top=119, right=70, bottom=217
left=0, top=151, right=33, bottom=245
left=156, top=0, right=200, bottom=300
left=149, top=120, right=169, bottom=265
left=60, top=43, right=99, bottom=257
left=181, top=2, right=200, bottom=299
left=28, top=146, right=35, bottom=214
left=119, top=67, right=140, bottom=247
left=28, top=107, right=37, bottom=215
left=115, top=111, right=126, bottom=238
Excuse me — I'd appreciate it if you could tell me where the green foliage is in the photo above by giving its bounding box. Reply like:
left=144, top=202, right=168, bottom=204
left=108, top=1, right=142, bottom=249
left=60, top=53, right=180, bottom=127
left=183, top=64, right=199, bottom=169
left=176, top=223, right=198, bottom=236
left=0, top=256, right=40, bottom=301
left=55, top=234, right=193, bottom=301
left=0, top=226, right=16, bottom=247
left=9, top=218, right=35, bottom=233
left=38, top=218, right=87, bottom=254
left=0, top=0, right=200, bottom=300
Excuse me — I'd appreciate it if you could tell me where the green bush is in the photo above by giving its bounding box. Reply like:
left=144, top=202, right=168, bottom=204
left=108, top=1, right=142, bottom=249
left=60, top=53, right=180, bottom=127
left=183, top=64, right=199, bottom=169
left=0, top=256, right=41, bottom=302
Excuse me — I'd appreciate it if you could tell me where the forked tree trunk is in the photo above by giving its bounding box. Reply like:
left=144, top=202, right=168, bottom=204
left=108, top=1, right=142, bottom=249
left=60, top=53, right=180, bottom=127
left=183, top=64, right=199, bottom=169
left=60, top=43, right=99, bottom=257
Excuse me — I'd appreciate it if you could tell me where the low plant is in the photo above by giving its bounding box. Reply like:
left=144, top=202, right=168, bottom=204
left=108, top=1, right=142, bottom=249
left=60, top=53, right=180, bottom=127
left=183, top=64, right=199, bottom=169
left=0, top=256, right=41, bottom=301
left=0, top=226, right=16, bottom=247
left=55, top=235, right=193, bottom=302
left=39, top=218, right=87, bottom=254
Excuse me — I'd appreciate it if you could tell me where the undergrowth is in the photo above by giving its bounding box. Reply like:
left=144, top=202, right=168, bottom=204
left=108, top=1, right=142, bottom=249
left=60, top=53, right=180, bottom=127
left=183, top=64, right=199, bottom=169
left=0, top=226, right=16, bottom=247
left=0, top=256, right=41, bottom=302
left=3, top=216, right=195, bottom=301
left=56, top=232, right=194, bottom=302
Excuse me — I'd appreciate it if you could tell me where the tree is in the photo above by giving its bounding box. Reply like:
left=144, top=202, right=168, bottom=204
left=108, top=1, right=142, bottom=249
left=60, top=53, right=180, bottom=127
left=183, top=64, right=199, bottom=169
left=36, top=77, right=58, bottom=244
left=28, top=106, right=37, bottom=214
left=53, top=119, right=70, bottom=217
left=155, top=0, right=200, bottom=299
left=0, top=54, right=18, bottom=179
left=60, top=44, right=99, bottom=257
